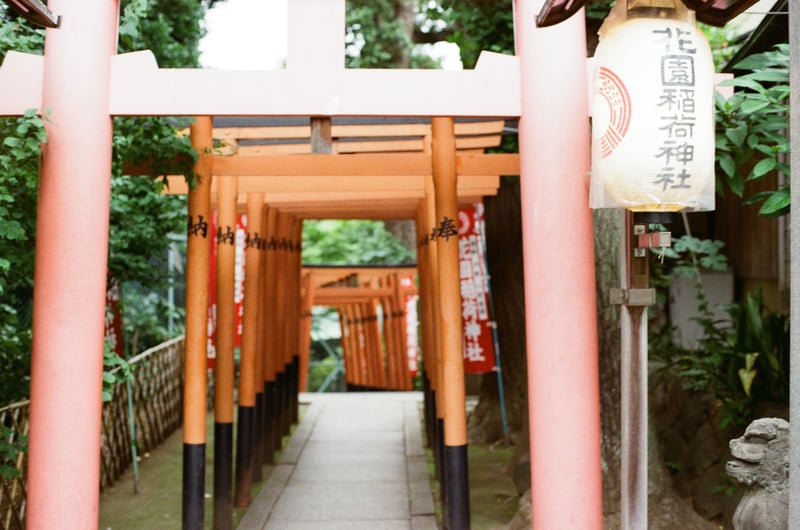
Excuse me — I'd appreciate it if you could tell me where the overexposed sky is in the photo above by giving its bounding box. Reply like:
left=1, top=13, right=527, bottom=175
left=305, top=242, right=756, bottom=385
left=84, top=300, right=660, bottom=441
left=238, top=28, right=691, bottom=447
left=199, top=0, right=461, bottom=71
left=199, top=0, right=288, bottom=70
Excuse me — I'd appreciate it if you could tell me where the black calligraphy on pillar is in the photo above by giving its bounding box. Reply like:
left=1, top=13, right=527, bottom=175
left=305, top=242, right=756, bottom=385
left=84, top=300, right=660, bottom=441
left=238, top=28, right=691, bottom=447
left=217, top=225, right=235, bottom=245
left=436, top=216, right=459, bottom=242
left=245, top=232, right=262, bottom=249
left=187, top=214, right=208, bottom=238
left=652, top=26, right=698, bottom=192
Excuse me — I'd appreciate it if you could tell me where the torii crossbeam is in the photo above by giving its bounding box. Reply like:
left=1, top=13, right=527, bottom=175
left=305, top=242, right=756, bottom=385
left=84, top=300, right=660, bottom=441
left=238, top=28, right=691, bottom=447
left=1, top=0, right=601, bottom=529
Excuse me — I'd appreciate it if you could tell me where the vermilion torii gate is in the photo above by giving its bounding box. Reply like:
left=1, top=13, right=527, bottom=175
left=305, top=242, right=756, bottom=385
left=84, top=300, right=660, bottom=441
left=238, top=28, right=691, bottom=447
left=1, top=1, right=600, bottom=529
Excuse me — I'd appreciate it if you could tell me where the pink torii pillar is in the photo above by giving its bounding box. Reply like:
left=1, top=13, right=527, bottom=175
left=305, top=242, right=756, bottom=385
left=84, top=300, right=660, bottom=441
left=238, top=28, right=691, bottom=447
left=26, top=0, right=119, bottom=527
left=514, top=2, right=603, bottom=529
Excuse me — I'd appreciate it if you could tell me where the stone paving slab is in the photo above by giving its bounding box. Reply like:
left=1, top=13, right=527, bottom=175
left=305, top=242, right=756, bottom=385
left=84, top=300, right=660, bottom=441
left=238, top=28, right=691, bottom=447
left=238, top=392, right=437, bottom=530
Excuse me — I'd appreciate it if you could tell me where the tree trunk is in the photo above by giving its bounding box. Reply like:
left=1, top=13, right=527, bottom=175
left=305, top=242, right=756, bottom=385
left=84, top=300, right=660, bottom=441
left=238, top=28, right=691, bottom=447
left=468, top=178, right=528, bottom=445
left=476, top=189, right=714, bottom=528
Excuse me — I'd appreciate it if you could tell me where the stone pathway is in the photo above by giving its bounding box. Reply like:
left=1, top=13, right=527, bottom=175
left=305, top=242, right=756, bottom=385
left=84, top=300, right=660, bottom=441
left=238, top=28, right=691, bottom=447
left=238, top=392, right=437, bottom=530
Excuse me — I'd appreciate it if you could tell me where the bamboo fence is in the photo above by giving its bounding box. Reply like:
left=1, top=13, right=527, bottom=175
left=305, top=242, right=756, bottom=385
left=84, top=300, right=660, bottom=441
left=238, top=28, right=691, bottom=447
left=0, top=336, right=188, bottom=529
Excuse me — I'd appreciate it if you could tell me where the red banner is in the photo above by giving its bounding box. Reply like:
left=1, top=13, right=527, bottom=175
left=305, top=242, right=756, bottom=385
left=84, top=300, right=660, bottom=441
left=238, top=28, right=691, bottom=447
left=458, top=203, right=496, bottom=374
left=401, top=274, right=419, bottom=377
left=207, top=210, right=247, bottom=368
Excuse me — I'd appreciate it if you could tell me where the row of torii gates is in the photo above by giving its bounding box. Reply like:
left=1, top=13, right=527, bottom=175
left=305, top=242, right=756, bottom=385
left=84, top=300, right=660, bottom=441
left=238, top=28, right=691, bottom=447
left=166, top=114, right=509, bottom=528
left=2, top=0, right=601, bottom=528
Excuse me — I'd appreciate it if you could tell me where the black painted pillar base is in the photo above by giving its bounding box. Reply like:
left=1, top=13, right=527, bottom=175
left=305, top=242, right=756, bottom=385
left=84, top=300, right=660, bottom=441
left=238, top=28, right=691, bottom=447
left=275, top=370, right=286, bottom=444
left=213, top=422, right=233, bottom=530
left=436, top=417, right=445, bottom=485
left=281, top=364, right=292, bottom=436
left=291, top=355, right=300, bottom=424
left=263, top=381, right=275, bottom=465
left=252, top=392, right=264, bottom=482
left=423, top=377, right=433, bottom=449
left=234, top=406, right=254, bottom=507
left=182, top=443, right=205, bottom=530
left=445, top=444, right=470, bottom=530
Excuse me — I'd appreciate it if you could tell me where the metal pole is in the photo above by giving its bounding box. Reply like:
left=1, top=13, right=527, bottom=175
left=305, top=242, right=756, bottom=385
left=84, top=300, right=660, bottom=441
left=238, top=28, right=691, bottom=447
left=126, top=374, right=141, bottom=494
left=618, top=213, right=650, bottom=530
left=788, top=0, right=800, bottom=525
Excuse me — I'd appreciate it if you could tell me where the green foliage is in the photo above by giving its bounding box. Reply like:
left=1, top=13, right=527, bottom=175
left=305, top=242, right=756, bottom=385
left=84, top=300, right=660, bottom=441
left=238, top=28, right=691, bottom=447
left=119, top=0, right=206, bottom=68
left=0, top=0, right=203, bottom=402
left=586, top=1, right=614, bottom=20
left=102, top=339, right=134, bottom=402
left=346, top=0, right=411, bottom=67
left=0, top=425, right=26, bottom=480
left=436, top=0, right=514, bottom=69
left=303, top=220, right=415, bottom=265
left=700, top=23, right=742, bottom=71
left=0, top=109, right=45, bottom=405
left=715, top=44, right=790, bottom=216
left=0, top=14, right=43, bottom=53
left=650, top=235, right=789, bottom=427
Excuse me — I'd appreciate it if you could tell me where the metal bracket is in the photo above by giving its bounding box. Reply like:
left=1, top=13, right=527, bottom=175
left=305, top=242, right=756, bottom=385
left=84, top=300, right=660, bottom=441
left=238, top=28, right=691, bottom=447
left=610, top=288, right=656, bottom=306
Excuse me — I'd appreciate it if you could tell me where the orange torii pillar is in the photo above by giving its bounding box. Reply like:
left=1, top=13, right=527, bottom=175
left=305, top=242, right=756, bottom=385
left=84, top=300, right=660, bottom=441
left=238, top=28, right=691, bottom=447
left=253, top=203, right=275, bottom=466
left=341, top=304, right=362, bottom=390
left=338, top=306, right=353, bottom=387
left=418, top=168, right=447, bottom=491
left=415, top=210, right=439, bottom=448
left=359, top=300, right=375, bottom=389
left=234, top=193, right=264, bottom=506
left=250, top=207, right=269, bottom=482
left=274, top=213, right=293, bottom=436
left=515, top=3, right=602, bottom=528
left=288, top=216, right=303, bottom=423
left=365, top=298, right=385, bottom=389
left=26, top=0, right=118, bottom=526
left=298, top=271, right=315, bottom=392
left=432, top=116, right=469, bottom=529
left=391, top=273, right=413, bottom=390
left=184, top=116, right=214, bottom=529
left=262, top=207, right=280, bottom=463
left=213, top=175, right=238, bottom=529
left=379, top=278, right=399, bottom=390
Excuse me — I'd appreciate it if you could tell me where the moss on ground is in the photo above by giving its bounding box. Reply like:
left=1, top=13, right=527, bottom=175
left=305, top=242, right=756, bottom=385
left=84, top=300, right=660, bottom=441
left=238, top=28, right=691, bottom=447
left=426, top=442, right=519, bottom=529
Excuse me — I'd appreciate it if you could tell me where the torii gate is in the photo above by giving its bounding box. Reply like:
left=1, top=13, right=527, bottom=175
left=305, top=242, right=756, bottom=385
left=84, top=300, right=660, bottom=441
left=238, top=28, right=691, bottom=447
left=1, top=1, right=600, bottom=529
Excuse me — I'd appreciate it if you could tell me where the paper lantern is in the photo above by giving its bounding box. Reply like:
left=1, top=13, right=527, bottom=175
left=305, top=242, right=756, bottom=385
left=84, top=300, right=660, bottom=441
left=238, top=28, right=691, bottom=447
left=590, top=6, right=716, bottom=212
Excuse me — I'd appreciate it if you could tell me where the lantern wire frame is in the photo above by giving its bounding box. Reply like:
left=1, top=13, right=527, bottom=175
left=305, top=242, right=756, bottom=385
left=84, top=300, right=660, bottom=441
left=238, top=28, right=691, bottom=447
left=2, top=0, right=60, bottom=28
left=536, top=0, right=762, bottom=27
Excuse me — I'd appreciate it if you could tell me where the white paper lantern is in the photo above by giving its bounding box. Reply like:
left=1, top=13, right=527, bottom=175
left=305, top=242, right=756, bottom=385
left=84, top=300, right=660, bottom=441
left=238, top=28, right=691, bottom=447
left=590, top=11, right=716, bottom=212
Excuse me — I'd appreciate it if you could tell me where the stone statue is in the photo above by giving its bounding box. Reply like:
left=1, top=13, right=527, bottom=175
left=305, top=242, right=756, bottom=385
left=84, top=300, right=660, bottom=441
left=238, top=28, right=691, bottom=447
left=726, top=417, right=789, bottom=530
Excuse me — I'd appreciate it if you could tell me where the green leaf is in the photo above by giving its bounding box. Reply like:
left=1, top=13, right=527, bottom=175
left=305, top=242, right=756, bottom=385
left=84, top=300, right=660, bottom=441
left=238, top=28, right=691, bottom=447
left=758, top=188, right=791, bottom=217
left=740, top=99, right=771, bottom=114
left=718, top=154, right=736, bottom=179
left=740, top=70, right=788, bottom=83
left=750, top=158, right=777, bottom=179
left=724, top=125, right=747, bottom=148
left=738, top=366, right=757, bottom=397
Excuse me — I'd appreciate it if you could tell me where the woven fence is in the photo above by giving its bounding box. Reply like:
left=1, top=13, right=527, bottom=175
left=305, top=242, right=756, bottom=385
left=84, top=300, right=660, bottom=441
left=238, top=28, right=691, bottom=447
left=0, top=336, right=186, bottom=529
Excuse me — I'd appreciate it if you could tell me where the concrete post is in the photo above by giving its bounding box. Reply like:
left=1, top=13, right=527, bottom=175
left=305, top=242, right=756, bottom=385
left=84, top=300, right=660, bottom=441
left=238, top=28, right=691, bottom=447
left=513, top=2, right=603, bottom=528
left=27, top=1, right=118, bottom=526
left=789, top=0, right=800, bottom=524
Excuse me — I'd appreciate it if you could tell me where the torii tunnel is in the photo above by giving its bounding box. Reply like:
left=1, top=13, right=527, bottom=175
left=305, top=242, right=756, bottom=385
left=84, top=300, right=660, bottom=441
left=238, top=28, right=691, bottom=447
left=1, top=0, right=600, bottom=528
